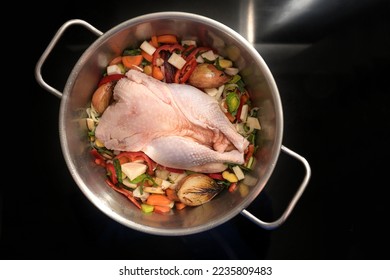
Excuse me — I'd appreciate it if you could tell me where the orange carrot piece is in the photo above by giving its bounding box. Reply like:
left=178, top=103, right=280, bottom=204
left=245, top=144, right=255, bottom=163
left=154, top=205, right=171, bottom=214
left=150, top=36, right=159, bottom=48
left=175, top=202, right=187, bottom=210
left=157, top=34, right=178, bottom=44
left=146, top=194, right=173, bottom=207
left=228, top=182, right=238, bottom=193
left=141, top=50, right=153, bottom=62
left=225, top=111, right=236, bottom=122
left=152, top=66, right=164, bottom=80
left=122, top=55, right=143, bottom=68
left=165, top=188, right=180, bottom=202
left=109, top=56, right=123, bottom=66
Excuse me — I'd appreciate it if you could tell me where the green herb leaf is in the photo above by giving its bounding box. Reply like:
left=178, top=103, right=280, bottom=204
left=113, top=159, right=122, bottom=183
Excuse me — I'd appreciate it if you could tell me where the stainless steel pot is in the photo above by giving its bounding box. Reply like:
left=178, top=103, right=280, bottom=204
left=35, top=12, right=311, bottom=236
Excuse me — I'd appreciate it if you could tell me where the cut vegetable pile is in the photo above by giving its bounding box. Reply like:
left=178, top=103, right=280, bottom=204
left=86, top=34, right=262, bottom=214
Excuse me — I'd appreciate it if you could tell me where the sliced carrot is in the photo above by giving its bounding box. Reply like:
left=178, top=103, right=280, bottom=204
left=150, top=36, right=159, bottom=48
left=141, top=50, right=153, bottom=62
left=157, top=34, right=178, bottom=44
left=223, top=102, right=236, bottom=122
left=175, top=202, right=187, bottom=210
left=225, top=111, right=236, bottom=122
left=245, top=144, right=255, bottom=163
left=152, top=66, right=164, bottom=80
left=122, top=55, right=143, bottom=68
left=165, top=188, right=180, bottom=202
left=154, top=205, right=171, bottom=214
left=228, top=182, right=238, bottom=193
left=109, top=56, right=123, bottom=66
left=146, top=194, right=173, bottom=207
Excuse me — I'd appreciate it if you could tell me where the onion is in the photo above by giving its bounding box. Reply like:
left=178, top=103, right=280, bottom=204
left=176, top=174, right=224, bottom=206
left=188, top=63, right=230, bottom=89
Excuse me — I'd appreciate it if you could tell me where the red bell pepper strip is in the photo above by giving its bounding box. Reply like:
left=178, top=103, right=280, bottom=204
left=152, top=44, right=184, bottom=66
left=174, top=57, right=197, bottom=84
left=235, top=92, right=250, bottom=123
left=114, top=151, right=155, bottom=175
left=208, top=173, right=224, bottom=180
left=181, top=44, right=197, bottom=58
left=105, top=179, right=141, bottom=209
left=185, top=46, right=211, bottom=62
left=90, top=149, right=105, bottom=161
left=97, top=74, right=125, bottom=87
left=90, top=149, right=106, bottom=167
left=106, top=163, right=118, bottom=185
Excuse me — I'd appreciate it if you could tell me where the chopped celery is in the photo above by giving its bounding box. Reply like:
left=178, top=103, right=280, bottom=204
left=141, top=203, right=154, bottom=213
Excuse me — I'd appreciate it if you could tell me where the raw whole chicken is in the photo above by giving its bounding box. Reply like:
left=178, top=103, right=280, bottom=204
left=95, top=69, right=249, bottom=173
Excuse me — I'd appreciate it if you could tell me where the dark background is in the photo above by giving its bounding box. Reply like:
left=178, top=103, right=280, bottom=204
left=2, top=0, right=390, bottom=259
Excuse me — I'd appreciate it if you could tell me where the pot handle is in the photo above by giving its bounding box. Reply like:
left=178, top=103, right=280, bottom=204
left=240, top=145, right=311, bottom=230
left=35, top=19, right=103, bottom=99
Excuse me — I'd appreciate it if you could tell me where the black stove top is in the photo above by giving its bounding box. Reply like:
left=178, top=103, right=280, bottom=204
left=2, top=0, right=390, bottom=260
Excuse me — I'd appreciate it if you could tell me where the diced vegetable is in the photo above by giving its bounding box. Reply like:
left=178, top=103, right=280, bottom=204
left=161, top=180, right=172, bottom=190
left=245, top=156, right=255, bottom=169
left=143, top=65, right=153, bottom=75
left=108, top=56, right=123, bottom=66
left=200, top=50, right=216, bottom=61
left=140, top=40, right=157, bottom=56
left=226, top=92, right=240, bottom=115
left=122, top=55, right=143, bottom=68
left=224, top=67, right=239, bottom=76
left=232, top=165, right=245, bottom=180
left=153, top=205, right=172, bottom=214
left=175, top=202, right=187, bottom=210
left=121, top=162, right=148, bottom=181
left=143, top=186, right=165, bottom=194
left=246, top=116, right=261, bottom=130
left=86, top=118, right=95, bottom=131
left=181, top=39, right=197, bottom=46
left=150, top=36, right=159, bottom=48
left=141, top=203, right=154, bottom=213
left=122, top=179, right=138, bottom=189
left=165, top=188, right=180, bottom=202
left=107, top=64, right=123, bottom=75
left=141, top=50, right=153, bottom=63
left=133, top=186, right=150, bottom=201
left=152, top=66, right=164, bottom=80
left=167, top=52, right=187, bottom=69
left=218, top=59, right=233, bottom=68
left=157, top=34, right=178, bottom=44
left=204, top=87, right=218, bottom=97
left=146, top=194, right=174, bottom=208
left=222, top=171, right=238, bottom=183
left=239, top=104, right=249, bottom=122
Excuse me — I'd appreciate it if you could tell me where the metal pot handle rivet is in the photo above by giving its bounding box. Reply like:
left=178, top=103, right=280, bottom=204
left=35, top=19, right=103, bottom=99
left=241, top=145, right=311, bottom=230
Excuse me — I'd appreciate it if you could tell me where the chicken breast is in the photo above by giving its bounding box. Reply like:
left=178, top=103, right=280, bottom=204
left=95, top=69, right=249, bottom=173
